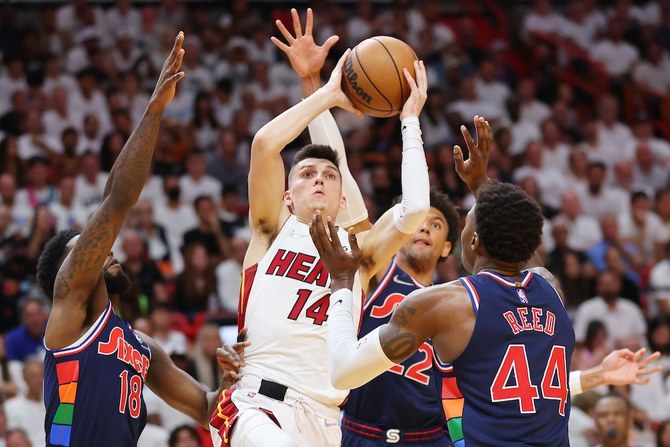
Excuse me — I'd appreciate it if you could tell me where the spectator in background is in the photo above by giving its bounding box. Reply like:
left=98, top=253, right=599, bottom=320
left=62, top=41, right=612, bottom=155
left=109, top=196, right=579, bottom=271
left=57, top=127, right=81, bottom=177
left=118, top=228, right=167, bottom=320
left=0, top=91, right=29, bottom=137
left=539, top=118, right=570, bottom=174
left=513, top=141, right=566, bottom=213
left=650, top=242, right=670, bottom=315
left=554, top=190, right=602, bottom=252
left=632, top=143, right=669, bottom=194
left=17, top=112, right=60, bottom=162
left=69, top=68, right=111, bottom=134
left=521, top=0, right=565, bottom=43
left=215, top=235, right=247, bottom=314
left=588, top=214, right=641, bottom=276
left=593, top=394, right=636, bottom=447
left=618, top=191, right=667, bottom=264
left=603, top=246, right=640, bottom=305
left=633, top=41, right=670, bottom=97
left=43, top=88, right=76, bottom=143
left=154, top=174, right=197, bottom=273
left=591, top=19, right=639, bottom=80
left=578, top=162, right=629, bottom=220
left=173, top=242, right=217, bottom=316
left=168, top=425, right=201, bottom=447
left=26, top=206, right=57, bottom=264
left=183, top=196, right=229, bottom=264
left=572, top=320, right=609, bottom=371
left=74, top=150, right=108, bottom=211
left=656, top=189, right=670, bottom=240
left=573, top=270, right=647, bottom=349
left=516, top=77, right=552, bottom=126
left=0, top=335, right=18, bottom=400
left=218, top=185, right=247, bottom=237
left=133, top=201, right=170, bottom=263
left=4, top=358, right=44, bottom=447
left=419, top=87, right=453, bottom=152
left=4, top=297, right=47, bottom=366
left=187, top=323, right=221, bottom=392
left=595, top=95, right=634, bottom=162
left=49, top=176, right=87, bottom=232
left=206, top=130, right=248, bottom=199
left=0, top=137, right=24, bottom=188
left=41, top=54, right=78, bottom=95
left=179, top=150, right=221, bottom=205
left=76, top=114, right=103, bottom=155
left=657, top=419, right=670, bottom=447
left=187, top=92, right=219, bottom=155
left=148, top=304, right=188, bottom=358
left=578, top=119, right=612, bottom=166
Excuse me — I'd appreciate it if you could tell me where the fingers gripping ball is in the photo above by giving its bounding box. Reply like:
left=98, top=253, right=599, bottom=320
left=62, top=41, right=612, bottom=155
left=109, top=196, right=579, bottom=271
left=342, top=36, right=418, bottom=118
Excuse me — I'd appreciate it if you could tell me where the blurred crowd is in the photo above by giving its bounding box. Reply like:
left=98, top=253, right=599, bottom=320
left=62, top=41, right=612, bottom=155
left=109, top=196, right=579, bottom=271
left=1, top=0, right=670, bottom=446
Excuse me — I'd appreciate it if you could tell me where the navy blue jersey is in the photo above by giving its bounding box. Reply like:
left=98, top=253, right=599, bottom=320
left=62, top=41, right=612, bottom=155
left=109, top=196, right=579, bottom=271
left=449, top=271, right=574, bottom=447
left=44, top=301, right=151, bottom=447
left=344, top=260, right=448, bottom=436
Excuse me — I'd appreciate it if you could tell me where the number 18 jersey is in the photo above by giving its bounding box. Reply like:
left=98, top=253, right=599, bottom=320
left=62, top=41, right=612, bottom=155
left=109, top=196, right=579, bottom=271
left=449, top=271, right=574, bottom=446
left=43, top=301, right=151, bottom=447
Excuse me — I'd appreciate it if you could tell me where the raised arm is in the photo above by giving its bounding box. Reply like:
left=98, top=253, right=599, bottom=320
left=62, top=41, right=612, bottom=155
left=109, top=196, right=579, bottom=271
left=271, top=8, right=370, bottom=231
left=356, top=61, right=430, bottom=287
left=453, top=115, right=493, bottom=197
left=47, top=33, right=185, bottom=348
left=246, top=49, right=362, bottom=264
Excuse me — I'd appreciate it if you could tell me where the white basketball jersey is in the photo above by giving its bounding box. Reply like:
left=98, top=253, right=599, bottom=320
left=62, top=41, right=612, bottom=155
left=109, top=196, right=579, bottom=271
left=239, top=215, right=362, bottom=406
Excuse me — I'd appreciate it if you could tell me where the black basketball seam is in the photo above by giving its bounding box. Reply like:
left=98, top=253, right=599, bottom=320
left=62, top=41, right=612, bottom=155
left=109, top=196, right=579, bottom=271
left=352, top=44, right=393, bottom=112
left=372, top=37, right=409, bottom=110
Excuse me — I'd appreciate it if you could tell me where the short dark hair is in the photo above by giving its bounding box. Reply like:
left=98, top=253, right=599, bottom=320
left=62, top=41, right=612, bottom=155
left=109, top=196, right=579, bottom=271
left=291, top=144, right=340, bottom=170
left=630, top=190, right=648, bottom=204
left=429, top=189, right=460, bottom=253
left=475, top=181, right=543, bottom=263
left=288, top=144, right=341, bottom=184
left=36, top=229, right=81, bottom=301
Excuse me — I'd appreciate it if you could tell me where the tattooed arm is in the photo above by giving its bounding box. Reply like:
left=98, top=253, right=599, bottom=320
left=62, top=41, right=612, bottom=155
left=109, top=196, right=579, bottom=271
left=45, top=32, right=186, bottom=350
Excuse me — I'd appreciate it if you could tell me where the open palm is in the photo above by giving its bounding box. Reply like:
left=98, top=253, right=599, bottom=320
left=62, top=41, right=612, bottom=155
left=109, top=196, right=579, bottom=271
left=271, top=8, right=339, bottom=79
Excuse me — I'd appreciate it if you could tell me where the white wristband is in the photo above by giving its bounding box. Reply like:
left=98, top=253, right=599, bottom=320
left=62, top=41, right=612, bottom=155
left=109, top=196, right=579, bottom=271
left=569, top=370, right=583, bottom=396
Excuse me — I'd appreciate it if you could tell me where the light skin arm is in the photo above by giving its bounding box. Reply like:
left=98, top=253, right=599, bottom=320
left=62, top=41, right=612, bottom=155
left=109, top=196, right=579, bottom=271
left=46, top=33, right=185, bottom=349
left=246, top=50, right=362, bottom=266
left=356, top=61, right=430, bottom=288
left=272, top=8, right=371, bottom=233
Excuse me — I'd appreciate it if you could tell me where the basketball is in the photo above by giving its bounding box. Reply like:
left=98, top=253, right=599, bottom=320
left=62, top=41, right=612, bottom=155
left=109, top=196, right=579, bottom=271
left=342, top=36, right=418, bottom=118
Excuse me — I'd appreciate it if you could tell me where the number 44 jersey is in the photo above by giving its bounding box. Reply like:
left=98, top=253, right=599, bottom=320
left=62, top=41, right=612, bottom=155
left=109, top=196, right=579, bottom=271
left=44, top=301, right=151, bottom=447
left=451, top=271, right=575, bottom=446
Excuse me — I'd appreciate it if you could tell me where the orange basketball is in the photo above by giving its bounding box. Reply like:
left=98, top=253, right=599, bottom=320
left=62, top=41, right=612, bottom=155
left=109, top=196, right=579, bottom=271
left=342, top=36, right=418, bottom=118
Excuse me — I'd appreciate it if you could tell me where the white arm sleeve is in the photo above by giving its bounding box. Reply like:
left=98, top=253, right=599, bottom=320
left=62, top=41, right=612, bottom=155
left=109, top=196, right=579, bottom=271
left=308, top=110, right=369, bottom=228
left=569, top=370, right=583, bottom=396
left=327, top=288, right=396, bottom=390
left=392, top=117, right=430, bottom=234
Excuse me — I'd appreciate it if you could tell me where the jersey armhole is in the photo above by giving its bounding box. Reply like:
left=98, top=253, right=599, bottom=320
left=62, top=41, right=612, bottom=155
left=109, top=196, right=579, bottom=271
left=45, top=300, right=113, bottom=357
left=459, top=277, right=480, bottom=315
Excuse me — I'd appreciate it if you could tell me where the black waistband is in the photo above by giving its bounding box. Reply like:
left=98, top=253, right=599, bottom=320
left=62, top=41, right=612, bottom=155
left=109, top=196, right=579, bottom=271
left=258, top=379, right=288, bottom=401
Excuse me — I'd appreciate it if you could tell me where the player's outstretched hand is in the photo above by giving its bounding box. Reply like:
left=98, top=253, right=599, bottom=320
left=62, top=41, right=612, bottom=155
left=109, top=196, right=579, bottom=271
left=601, top=347, right=662, bottom=386
left=309, top=211, right=361, bottom=288
left=216, top=327, right=251, bottom=387
left=271, top=8, right=339, bottom=79
left=454, top=115, right=492, bottom=195
left=324, top=50, right=364, bottom=117
left=148, top=31, right=185, bottom=114
left=399, top=60, right=427, bottom=121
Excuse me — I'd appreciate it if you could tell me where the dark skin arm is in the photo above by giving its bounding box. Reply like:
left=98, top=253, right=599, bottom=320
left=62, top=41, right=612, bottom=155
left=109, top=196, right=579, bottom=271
left=46, top=33, right=186, bottom=350
left=453, top=115, right=493, bottom=198
left=140, top=330, right=250, bottom=427
left=310, top=213, right=473, bottom=365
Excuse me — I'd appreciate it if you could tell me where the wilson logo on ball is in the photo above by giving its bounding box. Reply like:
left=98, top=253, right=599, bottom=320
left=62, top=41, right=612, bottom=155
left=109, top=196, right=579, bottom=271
left=344, top=56, right=372, bottom=104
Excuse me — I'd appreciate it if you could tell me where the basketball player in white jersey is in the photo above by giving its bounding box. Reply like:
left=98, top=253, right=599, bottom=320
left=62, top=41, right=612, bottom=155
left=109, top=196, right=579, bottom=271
left=209, top=17, right=431, bottom=447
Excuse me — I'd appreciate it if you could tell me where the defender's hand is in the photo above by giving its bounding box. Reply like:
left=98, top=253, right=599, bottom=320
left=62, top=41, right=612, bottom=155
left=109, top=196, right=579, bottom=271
left=148, top=31, right=185, bottom=114
left=399, top=60, right=428, bottom=121
left=453, top=115, right=492, bottom=195
left=601, top=348, right=662, bottom=386
left=309, top=211, right=361, bottom=289
left=271, top=8, right=339, bottom=80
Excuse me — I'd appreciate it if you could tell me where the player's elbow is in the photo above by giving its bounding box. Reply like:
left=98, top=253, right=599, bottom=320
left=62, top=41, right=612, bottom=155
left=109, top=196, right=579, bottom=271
left=330, top=368, right=356, bottom=390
